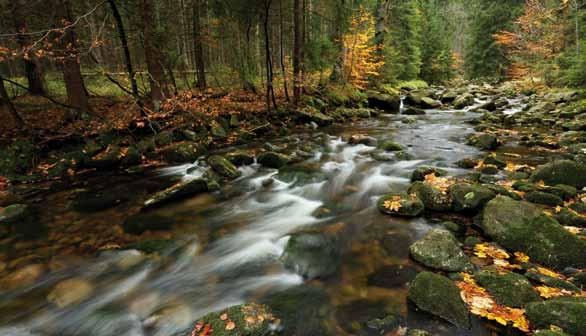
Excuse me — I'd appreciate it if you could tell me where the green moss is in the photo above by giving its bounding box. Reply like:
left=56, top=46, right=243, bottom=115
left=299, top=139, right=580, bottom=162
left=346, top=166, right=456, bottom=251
left=409, top=229, right=472, bottom=272
left=378, top=140, right=404, bottom=152
left=207, top=155, right=241, bottom=180
left=378, top=193, right=424, bottom=217
left=408, top=181, right=453, bottom=212
left=525, top=191, right=564, bottom=206
left=475, top=268, right=540, bottom=308
left=449, top=183, right=496, bottom=212
left=407, top=272, right=469, bottom=328
left=196, top=303, right=276, bottom=336
left=411, top=166, right=447, bottom=182
left=530, top=160, right=586, bottom=188
left=526, top=297, right=586, bottom=335
left=257, top=152, right=289, bottom=169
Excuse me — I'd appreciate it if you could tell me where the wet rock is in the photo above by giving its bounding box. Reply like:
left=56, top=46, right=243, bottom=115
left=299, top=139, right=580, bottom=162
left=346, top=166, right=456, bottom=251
left=382, top=231, right=413, bottom=258
left=261, top=285, right=330, bottom=336
left=455, top=158, right=478, bottom=169
left=525, top=191, right=564, bottom=206
left=408, top=182, right=453, bottom=212
left=257, top=151, right=289, bottom=169
left=348, top=134, right=378, bottom=146
left=410, top=166, right=447, bottom=182
left=0, top=263, right=45, bottom=290
left=378, top=194, right=424, bottom=217
left=366, top=315, right=403, bottom=335
left=453, top=93, right=475, bottom=109
left=194, top=303, right=276, bottom=336
left=480, top=164, right=499, bottom=175
left=210, top=120, right=227, bottom=138
left=72, top=190, right=127, bottom=213
left=526, top=297, right=586, bottom=336
left=367, top=92, right=401, bottom=112
left=441, top=90, right=458, bottom=103
left=420, top=97, right=442, bottom=109
left=540, top=185, right=578, bottom=201
left=530, top=160, right=586, bottom=188
left=378, top=140, right=404, bottom=152
left=467, top=133, right=500, bottom=150
left=525, top=270, right=580, bottom=292
left=410, top=229, right=472, bottom=272
left=554, top=207, right=586, bottom=227
left=143, top=178, right=210, bottom=210
left=281, top=232, right=340, bottom=279
left=294, top=107, right=334, bottom=126
left=449, top=183, right=496, bottom=212
left=161, top=142, right=205, bottom=163
left=277, top=163, right=327, bottom=185
left=47, top=278, right=94, bottom=308
left=332, top=107, right=377, bottom=120
left=527, top=101, right=556, bottom=114
left=155, top=131, right=174, bottom=146
left=481, top=196, right=586, bottom=270
left=367, top=264, right=417, bottom=288
left=123, top=213, right=176, bottom=234
left=407, top=272, right=469, bottom=328
left=475, top=268, right=540, bottom=308
left=225, top=151, right=255, bottom=166
left=403, top=107, right=426, bottom=115
left=0, top=204, right=43, bottom=238
left=570, top=272, right=586, bottom=287
left=336, top=299, right=396, bottom=334
left=207, top=155, right=241, bottom=180
left=483, top=155, right=506, bottom=168
left=476, top=100, right=497, bottom=112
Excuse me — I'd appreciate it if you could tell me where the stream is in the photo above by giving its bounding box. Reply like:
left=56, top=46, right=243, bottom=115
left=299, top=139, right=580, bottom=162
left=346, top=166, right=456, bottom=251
left=0, top=95, right=531, bottom=336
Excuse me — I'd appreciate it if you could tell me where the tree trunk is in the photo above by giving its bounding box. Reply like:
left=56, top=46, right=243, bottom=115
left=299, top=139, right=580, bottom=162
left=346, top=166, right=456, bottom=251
left=56, top=0, right=90, bottom=119
left=330, top=0, right=347, bottom=83
left=141, top=0, right=169, bottom=106
left=0, top=77, right=24, bottom=127
left=374, top=0, right=390, bottom=57
left=193, top=0, right=207, bottom=89
left=263, top=0, right=277, bottom=112
left=279, top=0, right=290, bottom=102
left=293, top=0, right=304, bottom=103
left=108, top=0, right=142, bottom=110
left=12, top=0, right=46, bottom=96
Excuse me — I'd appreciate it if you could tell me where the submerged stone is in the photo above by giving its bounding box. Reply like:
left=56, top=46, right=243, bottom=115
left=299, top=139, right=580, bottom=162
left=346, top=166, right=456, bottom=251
left=407, top=272, right=469, bottom=328
left=281, top=232, right=340, bottom=279
left=409, top=229, right=472, bottom=272
left=468, top=133, right=500, bottom=150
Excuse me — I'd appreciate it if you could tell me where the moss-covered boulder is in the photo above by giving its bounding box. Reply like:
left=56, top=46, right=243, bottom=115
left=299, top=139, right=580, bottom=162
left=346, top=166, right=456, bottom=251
left=409, top=229, right=472, bottom=272
left=378, top=140, right=404, bottom=152
left=467, top=133, right=500, bottom=150
left=475, top=268, right=540, bottom=308
left=525, top=270, right=580, bottom=292
left=420, top=97, right=442, bottom=109
left=257, top=151, right=289, bottom=169
left=481, top=196, right=586, bottom=270
left=225, top=151, right=254, bottom=166
left=554, top=207, right=586, bottom=227
left=410, top=166, right=447, bottom=182
left=408, top=181, right=453, bottom=212
left=143, top=178, right=210, bottom=210
left=161, top=142, right=205, bottom=163
left=207, top=155, right=241, bottom=180
left=525, top=191, right=564, bottom=206
left=403, top=107, right=426, bottom=115
left=407, top=272, right=469, bottom=328
left=453, top=93, right=475, bottom=109
left=540, top=185, right=578, bottom=201
left=332, top=107, right=376, bottom=120
left=294, top=107, right=334, bottom=126
left=194, top=303, right=277, bottom=336
left=281, top=232, right=340, bottom=279
left=530, top=160, right=586, bottom=188
left=377, top=194, right=424, bottom=217
left=367, top=92, right=401, bottom=112
left=448, top=183, right=496, bottom=212
left=348, top=134, right=378, bottom=146
left=526, top=297, right=586, bottom=336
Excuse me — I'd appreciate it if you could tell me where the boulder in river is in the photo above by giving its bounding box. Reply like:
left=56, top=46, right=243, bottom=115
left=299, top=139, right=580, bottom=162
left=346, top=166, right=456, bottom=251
left=481, top=196, right=586, bottom=270
left=378, top=193, right=424, bottom=217
left=409, top=229, right=472, bottom=272
left=407, top=271, right=470, bottom=328
left=143, top=178, right=210, bottom=210
left=408, top=181, right=453, bottom=212
left=193, top=303, right=276, bottom=336
left=225, top=151, right=255, bottom=166
left=257, top=151, right=289, bottom=169
left=281, top=232, right=340, bottom=279
left=467, top=133, right=500, bottom=150
left=348, top=134, right=378, bottom=146
left=410, top=166, right=447, bottom=182
left=453, top=93, right=475, bottom=109
left=474, top=268, right=540, bottom=308
left=207, top=155, right=241, bottom=180
left=161, top=142, right=206, bottom=163
left=367, top=91, right=401, bottom=112
left=526, top=297, right=586, bottom=336
left=402, top=107, right=426, bottom=115
left=47, top=278, right=94, bottom=308
left=294, top=107, right=334, bottom=126
left=448, top=183, right=496, bottom=212
left=420, top=97, right=442, bottom=109
left=378, top=140, right=404, bottom=152
left=530, top=160, right=586, bottom=188
left=525, top=191, right=564, bottom=207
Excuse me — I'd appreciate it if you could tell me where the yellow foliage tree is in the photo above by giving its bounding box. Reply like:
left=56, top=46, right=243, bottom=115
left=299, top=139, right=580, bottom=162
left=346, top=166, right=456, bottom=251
left=342, top=7, right=384, bottom=89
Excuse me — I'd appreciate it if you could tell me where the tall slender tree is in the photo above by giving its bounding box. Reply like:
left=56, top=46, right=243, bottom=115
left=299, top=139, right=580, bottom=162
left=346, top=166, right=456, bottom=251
left=141, top=0, right=169, bottom=106
left=293, top=0, right=304, bottom=102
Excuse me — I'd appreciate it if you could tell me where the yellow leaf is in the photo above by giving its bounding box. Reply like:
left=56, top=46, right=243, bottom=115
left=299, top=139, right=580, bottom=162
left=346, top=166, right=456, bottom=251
left=225, top=320, right=236, bottom=330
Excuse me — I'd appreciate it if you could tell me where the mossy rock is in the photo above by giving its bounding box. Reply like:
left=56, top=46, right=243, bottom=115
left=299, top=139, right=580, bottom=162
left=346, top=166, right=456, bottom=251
left=281, top=232, right=340, bottom=279
left=525, top=270, right=580, bottom=292
left=475, top=268, right=540, bottom=308
left=210, top=120, right=227, bottom=139
left=525, top=191, right=564, bottom=206
left=455, top=158, right=478, bottom=169
left=367, top=92, right=401, bottom=112
left=403, top=107, right=426, bottom=115
left=526, top=297, right=586, bottom=336
left=161, top=143, right=206, bottom=163
left=483, top=155, right=506, bottom=168
left=225, top=151, right=255, bottom=166
left=207, top=155, right=241, bottom=180
left=257, top=152, right=289, bottom=169
left=154, top=131, right=174, bottom=146
left=408, top=181, right=453, bottom=212
left=409, top=229, right=472, bottom=272
left=121, top=146, right=142, bottom=167
left=195, top=303, right=276, bottom=336
left=480, top=164, right=499, bottom=175
left=378, top=140, right=404, bottom=152
left=534, top=331, right=571, bottom=336
left=411, top=166, right=447, bottom=182
left=448, top=183, right=496, bottom=212
left=468, top=133, right=500, bottom=150
left=143, top=178, right=210, bottom=210
left=530, top=160, right=586, bottom=188
left=407, top=272, right=469, bottom=328
left=540, top=185, right=578, bottom=201
left=294, top=107, right=334, bottom=126
left=377, top=194, right=424, bottom=217
left=453, top=93, right=475, bottom=109
left=481, top=196, right=586, bottom=270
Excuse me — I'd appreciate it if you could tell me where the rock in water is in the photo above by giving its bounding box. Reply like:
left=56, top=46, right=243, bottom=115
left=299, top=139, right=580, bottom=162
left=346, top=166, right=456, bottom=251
left=143, top=178, right=210, bottom=210
left=378, top=194, right=424, bottom=217
left=193, top=303, right=276, bottom=336
left=207, top=155, right=241, bottom=179
left=408, top=182, right=453, bottom=212
left=481, top=196, right=586, bottom=270
left=530, top=160, right=586, bottom=188
left=475, top=268, right=540, bottom=308
left=47, top=278, right=94, bottom=308
left=526, top=297, right=586, bottom=336
left=409, top=229, right=472, bottom=272
left=448, top=183, right=496, bottom=212
left=281, top=232, right=340, bottom=279
left=407, top=272, right=469, bottom=328
left=257, top=151, right=289, bottom=169
left=410, top=166, right=447, bottom=182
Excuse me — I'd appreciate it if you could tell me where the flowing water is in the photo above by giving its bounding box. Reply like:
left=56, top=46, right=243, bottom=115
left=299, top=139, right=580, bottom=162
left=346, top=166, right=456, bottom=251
left=0, top=97, right=530, bottom=336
